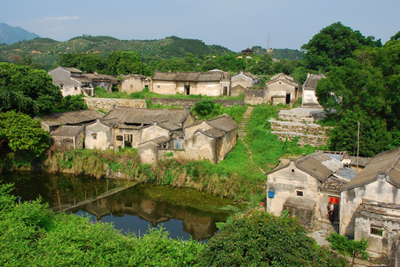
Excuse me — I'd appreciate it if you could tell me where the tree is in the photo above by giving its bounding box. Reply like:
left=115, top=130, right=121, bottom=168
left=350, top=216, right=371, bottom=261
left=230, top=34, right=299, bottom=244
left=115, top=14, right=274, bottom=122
left=0, top=63, right=62, bottom=116
left=194, top=100, right=215, bottom=116
left=315, top=38, right=400, bottom=156
left=57, top=95, right=88, bottom=112
left=106, top=51, right=149, bottom=75
left=327, top=232, right=369, bottom=267
left=0, top=111, right=51, bottom=157
left=302, top=22, right=381, bottom=71
left=199, top=211, right=347, bottom=266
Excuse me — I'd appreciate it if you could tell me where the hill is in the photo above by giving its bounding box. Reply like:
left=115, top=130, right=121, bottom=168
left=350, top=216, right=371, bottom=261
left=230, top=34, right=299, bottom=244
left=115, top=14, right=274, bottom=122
left=0, top=35, right=232, bottom=70
left=0, top=23, right=41, bottom=45
left=251, top=45, right=304, bottom=61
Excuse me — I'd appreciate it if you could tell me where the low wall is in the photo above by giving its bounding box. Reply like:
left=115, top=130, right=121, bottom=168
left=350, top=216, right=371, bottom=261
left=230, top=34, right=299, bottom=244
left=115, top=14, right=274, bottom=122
left=271, top=131, right=329, bottom=147
left=269, top=119, right=332, bottom=136
left=147, top=98, right=244, bottom=108
left=84, top=98, right=146, bottom=111
left=244, top=90, right=265, bottom=105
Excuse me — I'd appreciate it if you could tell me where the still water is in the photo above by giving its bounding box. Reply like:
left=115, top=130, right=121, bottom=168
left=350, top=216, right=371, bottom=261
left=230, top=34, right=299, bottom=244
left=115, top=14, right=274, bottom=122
left=1, top=171, right=238, bottom=241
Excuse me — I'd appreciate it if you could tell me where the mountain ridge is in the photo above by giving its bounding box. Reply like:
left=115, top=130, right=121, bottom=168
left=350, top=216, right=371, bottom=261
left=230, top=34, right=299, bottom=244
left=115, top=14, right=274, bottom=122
left=0, top=23, right=41, bottom=45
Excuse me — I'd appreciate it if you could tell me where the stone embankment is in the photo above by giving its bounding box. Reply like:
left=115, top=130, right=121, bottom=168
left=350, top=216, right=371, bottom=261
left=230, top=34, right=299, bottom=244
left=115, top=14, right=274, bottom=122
left=270, top=107, right=333, bottom=147
left=84, top=98, right=146, bottom=112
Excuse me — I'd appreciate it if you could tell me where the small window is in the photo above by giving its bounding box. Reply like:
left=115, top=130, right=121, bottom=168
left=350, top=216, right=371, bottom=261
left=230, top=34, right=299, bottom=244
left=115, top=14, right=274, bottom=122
left=296, top=191, right=303, bottom=196
left=175, top=140, right=182, bottom=149
left=116, top=135, right=123, bottom=141
left=75, top=86, right=78, bottom=91
left=157, top=85, right=160, bottom=88
left=370, top=226, right=383, bottom=237
left=92, top=133, right=97, bottom=140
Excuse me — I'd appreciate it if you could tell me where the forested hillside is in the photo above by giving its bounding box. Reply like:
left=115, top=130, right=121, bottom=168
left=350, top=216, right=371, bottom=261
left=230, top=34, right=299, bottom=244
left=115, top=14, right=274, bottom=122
left=0, top=35, right=231, bottom=70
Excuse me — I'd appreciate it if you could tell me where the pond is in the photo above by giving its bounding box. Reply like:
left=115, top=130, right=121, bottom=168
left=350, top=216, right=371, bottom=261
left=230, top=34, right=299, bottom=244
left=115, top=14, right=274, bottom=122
left=1, top=171, right=239, bottom=241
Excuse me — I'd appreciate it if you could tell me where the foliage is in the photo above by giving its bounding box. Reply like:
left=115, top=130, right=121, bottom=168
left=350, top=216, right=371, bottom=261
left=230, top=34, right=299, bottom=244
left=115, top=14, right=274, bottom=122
left=316, top=38, right=400, bottom=156
left=327, top=232, right=369, bottom=266
left=56, top=95, right=88, bottom=112
left=106, top=51, right=150, bottom=76
left=0, top=63, right=62, bottom=115
left=199, top=211, right=348, bottom=266
left=194, top=100, right=215, bottom=116
left=0, top=184, right=205, bottom=266
left=302, top=22, right=381, bottom=72
left=0, top=111, right=50, bottom=157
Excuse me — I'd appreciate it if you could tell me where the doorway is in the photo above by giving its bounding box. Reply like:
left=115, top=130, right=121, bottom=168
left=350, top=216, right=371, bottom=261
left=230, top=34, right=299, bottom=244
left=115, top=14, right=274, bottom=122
left=286, top=94, right=291, bottom=104
left=184, top=83, right=190, bottom=95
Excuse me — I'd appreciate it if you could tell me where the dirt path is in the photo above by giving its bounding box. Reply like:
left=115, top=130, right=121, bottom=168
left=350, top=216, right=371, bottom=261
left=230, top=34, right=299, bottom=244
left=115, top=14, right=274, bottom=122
left=238, top=106, right=266, bottom=175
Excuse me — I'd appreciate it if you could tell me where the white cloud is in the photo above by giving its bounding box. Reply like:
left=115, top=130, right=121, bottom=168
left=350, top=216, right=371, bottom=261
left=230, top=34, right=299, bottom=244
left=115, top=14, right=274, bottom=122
left=43, top=16, right=79, bottom=21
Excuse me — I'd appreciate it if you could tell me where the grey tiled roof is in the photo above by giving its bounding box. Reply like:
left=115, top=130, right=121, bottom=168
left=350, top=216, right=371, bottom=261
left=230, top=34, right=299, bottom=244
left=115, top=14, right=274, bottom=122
left=198, top=128, right=225, bottom=138
left=303, top=74, right=326, bottom=90
left=343, top=147, right=400, bottom=190
left=103, top=106, right=192, bottom=126
left=266, top=73, right=300, bottom=87
left=50, top=125, right=84, bottom=137
left=41, top=110, right=105, bottom=126
left=266, top=151, right=345, bottom=183
left=206, top=114, right=238, bottom=132
left=152, top=71, right=230, bottom=82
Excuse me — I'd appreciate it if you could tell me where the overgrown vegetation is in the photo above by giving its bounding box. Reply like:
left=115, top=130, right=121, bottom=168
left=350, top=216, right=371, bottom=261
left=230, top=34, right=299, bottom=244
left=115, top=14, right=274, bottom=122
left=245, top=104, right=316, bottom=171
left=200, top=210, right=348, bottom=266
left=0, top=183, right=206, bottom=266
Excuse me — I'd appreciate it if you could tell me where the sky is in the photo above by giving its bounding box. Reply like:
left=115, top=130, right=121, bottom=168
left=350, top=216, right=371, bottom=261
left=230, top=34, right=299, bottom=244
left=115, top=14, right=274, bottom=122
left=1, top=0, right=399, bottom=52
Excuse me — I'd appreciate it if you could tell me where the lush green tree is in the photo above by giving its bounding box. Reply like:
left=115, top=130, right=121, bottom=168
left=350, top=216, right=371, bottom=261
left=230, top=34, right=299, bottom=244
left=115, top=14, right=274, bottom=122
left=58, top=53, right=104, bottom=73
left=0, top=111, right=51, bottom=157
left=327, top=232, right=369, bottom=267
left=57, top=95, right=88, bottom=112
left=316, top=38, right=400, bottom=156
left=302, top=22, right=381, bottom=71
left=200, top=211, right=347, bottom=266
left=194, top=100, right=215, bottom=116
left=106, top=51, right=149, bottom=76
left=0, top=63, right=62, bottom=115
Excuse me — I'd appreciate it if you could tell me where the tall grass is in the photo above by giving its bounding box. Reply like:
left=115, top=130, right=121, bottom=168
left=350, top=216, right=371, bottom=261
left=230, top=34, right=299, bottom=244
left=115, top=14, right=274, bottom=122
left=94, top=87, right=244, bottom=101
left=245, top=104, right=315, bottom=172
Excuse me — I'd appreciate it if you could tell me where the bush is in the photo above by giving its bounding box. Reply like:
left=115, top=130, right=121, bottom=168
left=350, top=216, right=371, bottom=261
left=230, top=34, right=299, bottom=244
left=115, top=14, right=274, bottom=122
left=194, top=100, right=215, bottom=116
left=199, top=211, right=348, bottom=266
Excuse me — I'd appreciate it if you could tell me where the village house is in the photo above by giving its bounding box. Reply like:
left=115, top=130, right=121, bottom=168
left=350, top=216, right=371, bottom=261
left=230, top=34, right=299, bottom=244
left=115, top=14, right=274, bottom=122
left=83, top=72, right=119, bottom=93
left=118, top=74, right=150, bottom=94
left=264, top=73, right=301, bottom=106
left=48, top=66, right=93, bottom=96
left=230, top=71, right=259, bottom=96
left=139, top=114, right=238, bottom=165
left=302, top=73, right=326, bottom=107
left=266, top=151, right=355, bottom=229
left=98, top=106, right=195, bottom=150
left=39, top=110, right=105, bottom=132
left=39, top=110, right=105, bottom=150
left=244, top=73, right=301, bottom=107
left=151, top=70, right=231, bottom=96
left=340, top=147, right=400, bottom=256
left=50, top=125, right=85, bottom=150
left=48, top=66, right=118, bottom=96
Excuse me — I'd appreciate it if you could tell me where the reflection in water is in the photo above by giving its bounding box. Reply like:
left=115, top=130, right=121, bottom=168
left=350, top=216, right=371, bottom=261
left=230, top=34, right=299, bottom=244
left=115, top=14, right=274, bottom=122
left=1, top=172, right=234, bottom=241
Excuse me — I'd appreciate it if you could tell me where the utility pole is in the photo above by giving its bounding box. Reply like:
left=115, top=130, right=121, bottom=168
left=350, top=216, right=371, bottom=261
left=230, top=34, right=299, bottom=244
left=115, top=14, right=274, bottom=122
left=357, top=121, right=360, bottom=170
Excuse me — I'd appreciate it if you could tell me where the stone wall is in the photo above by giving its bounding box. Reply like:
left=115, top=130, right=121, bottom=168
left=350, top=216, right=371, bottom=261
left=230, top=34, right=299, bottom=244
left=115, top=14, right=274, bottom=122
left=269, top=119, right=332, bottom=136
left=147, top=98, right=244, bottom=108
left=244, top=90, right=265, bottom=105
left=272, top=131, right=329, bottom=147
left=84, top=97, right=146, bottom=111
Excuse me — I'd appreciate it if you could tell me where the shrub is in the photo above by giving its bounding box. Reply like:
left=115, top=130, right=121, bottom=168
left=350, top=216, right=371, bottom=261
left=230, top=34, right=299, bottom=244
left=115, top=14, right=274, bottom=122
left=199, top=211, right=348, bottom=266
